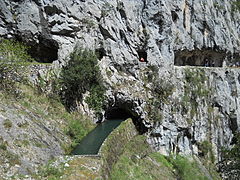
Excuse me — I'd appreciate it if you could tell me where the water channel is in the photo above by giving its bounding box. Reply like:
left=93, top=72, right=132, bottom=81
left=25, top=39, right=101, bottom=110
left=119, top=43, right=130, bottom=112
left=72, top=119, right=124, bottom=155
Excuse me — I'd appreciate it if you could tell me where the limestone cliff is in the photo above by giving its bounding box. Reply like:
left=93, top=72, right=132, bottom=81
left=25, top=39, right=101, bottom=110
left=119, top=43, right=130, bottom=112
left=0, top=0, right=240, bottom=179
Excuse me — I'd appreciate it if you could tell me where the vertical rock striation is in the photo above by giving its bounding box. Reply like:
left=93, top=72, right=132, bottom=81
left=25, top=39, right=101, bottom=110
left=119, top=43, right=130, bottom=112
left=0, top=0, right=240, bottom=177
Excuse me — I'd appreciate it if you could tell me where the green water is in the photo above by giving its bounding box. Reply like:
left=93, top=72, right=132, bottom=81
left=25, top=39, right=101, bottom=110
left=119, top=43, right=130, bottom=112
left=72, top=119, right=124, bottom=155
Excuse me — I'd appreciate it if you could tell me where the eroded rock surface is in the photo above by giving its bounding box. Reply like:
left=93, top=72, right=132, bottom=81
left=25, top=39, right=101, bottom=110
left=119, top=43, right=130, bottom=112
left=0, top=0, right=240, bottom=179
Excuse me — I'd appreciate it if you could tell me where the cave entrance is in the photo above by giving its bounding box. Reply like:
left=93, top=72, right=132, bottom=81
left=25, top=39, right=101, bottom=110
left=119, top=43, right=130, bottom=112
left=15, top=35, right=59, bottom=63
left=137, top=50, right=148, bottom=63
left=28, top=38, right=59, bottom=63
left=105, top=107, right=133, bottom=120
left=174, top=49, right=224, bottom=67
left=105, top=107, right=148, bottom=134
left=95, top=47, right=106, bottom=60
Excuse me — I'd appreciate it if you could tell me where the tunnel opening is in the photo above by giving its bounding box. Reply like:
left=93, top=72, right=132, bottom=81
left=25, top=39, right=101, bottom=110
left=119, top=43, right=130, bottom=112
left=15, top=35, right=59, bottom=63
left=95, top=47, right=106, bottom=60
left=28, top=38, right=59, bottom=63
left=105, top=107, right=133, bottom=120
left=174, top=49, right=225, bottom=67
left=105, top=107, right=148, bottom=134
left=137, top=50, right=148, bottom=63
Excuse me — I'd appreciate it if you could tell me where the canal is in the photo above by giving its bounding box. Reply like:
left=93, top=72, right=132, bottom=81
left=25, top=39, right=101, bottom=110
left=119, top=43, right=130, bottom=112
left=72, top=119, right=124, bottom=155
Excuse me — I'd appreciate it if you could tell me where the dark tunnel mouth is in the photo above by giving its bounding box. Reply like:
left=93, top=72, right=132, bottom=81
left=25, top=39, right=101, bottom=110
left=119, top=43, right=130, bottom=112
left=137, top=50, right=148, bottom=62
left=15, top=35, right=59, bottom=63
left=105, top=107, right=133, bottom=120
left=104, top=107, right=148, bottom=134
left=28, top=38, right=59, bottom=63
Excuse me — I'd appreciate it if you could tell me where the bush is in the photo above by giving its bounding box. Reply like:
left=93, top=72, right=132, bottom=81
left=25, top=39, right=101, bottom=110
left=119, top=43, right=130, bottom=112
left=59, top=47, right=106, bottom=113
left=198, top=140, right=215, bottom=162
left=86, top=84, right=105, bottom=113
left=39, top=161, right=64, bottom=179
left=65, top=118, right=87, bottom=149
left=232, top=1, right=240, bottom=12
left=3, top=119, right=12, bottom=129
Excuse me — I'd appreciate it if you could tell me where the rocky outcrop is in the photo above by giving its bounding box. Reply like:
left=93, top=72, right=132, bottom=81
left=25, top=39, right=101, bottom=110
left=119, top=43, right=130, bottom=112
left=1, top=0, right=240, bottom=178
left=1, top=0, right=239, bottom=65
left=0, top=87, right=71, bottom=178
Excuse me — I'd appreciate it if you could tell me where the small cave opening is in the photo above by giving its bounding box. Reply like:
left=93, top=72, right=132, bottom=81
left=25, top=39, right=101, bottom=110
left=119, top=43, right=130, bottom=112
left=95, top=47, right=106, bottom=60
left=174, top=49, right=225, bottom=67
left=171, top=11, right=178, bottom=23
left=28, top=38, right=59, bottom=63
left=137, top=50, right=148, bottom=63
left=105, top=107, right=148, bottom=134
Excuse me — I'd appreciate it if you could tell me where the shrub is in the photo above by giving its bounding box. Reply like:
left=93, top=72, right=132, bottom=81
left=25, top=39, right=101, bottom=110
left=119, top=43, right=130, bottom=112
left=59, top=47, right=106, bottom=113
left=0, top=144, right=7, bottom=151
left=86, top=84, right=105, bottom=113
left=232, top=1, right=240, bottom=12
left=153, top=78, right=174, bottom=103
left=39, top=161, right=64, bottom=179
left=198, top=140, right=215, bottom=162
left=65, top=118, right=88, bottom=150
left=3, top=119, right=12, bottom=129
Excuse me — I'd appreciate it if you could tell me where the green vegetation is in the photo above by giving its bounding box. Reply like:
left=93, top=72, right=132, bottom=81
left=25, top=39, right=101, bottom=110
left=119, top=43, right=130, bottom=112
left=169, top=156, right=208, bottom=180
left=100, top=118, right=137, bottom=178
left=0, top=137, right=7, bottom=151
left=231, top=0, right=240, bottom=12
left=0, top=39, right=33, bottom=96
left=110, top=134, right=217, bottom=180
left=100, top=119, right=218, bottom=180
left=5, top=151, right=21, bottom=166
left=81, top=18, right=96, bottom=30
left=59, top=47, right=106, bottom=114
left=0, top=38, right=33, bottom=65
left=39, top=160, right=64, bottom=180
left=213, top=2, right=224, bottom=10
left=199, top=140, right=215, bottom=163
left=65, top=118, right=89, bottom=150
left=0, top=82, right=94, bottom=154
left=85, top=85, right=106, bottom=114
left=184, top=68, right=209, bottom=98
left=101, top=2, right=114, bottom=17
left=142, top=66, right=174, bottom=123
left=149, top=77, right=174, bottom=122
left=181, top=68, right=210, bottom=123
left=110, top=135, right=175, bottom=180
left=153, top=78, right=175, bottom=104
left=147, top=99, right=163, bottom=122
left=0, top=40, right=95, bottom=156
left=3, top=119, right=12, bottom=129
left=221, top=133, right=240, bottom=178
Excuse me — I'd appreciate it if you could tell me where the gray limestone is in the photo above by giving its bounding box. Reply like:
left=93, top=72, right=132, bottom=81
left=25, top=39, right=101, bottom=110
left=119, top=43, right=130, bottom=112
left=0, top=0, right=240, bottom=179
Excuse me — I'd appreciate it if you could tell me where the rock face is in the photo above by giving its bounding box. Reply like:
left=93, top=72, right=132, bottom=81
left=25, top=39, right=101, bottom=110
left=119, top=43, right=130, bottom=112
left=0, top=88, right=71, bottom=178
left=1, top=0, right=240, bottom=177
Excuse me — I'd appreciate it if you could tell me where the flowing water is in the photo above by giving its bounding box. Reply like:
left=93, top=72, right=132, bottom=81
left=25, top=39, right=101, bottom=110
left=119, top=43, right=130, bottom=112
left=72, top=119, right=124, bottom=155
